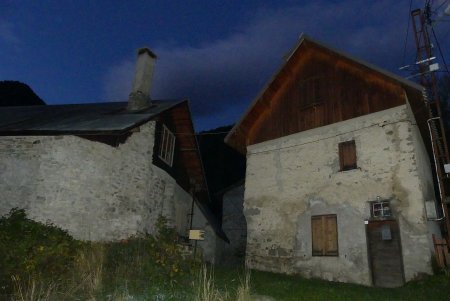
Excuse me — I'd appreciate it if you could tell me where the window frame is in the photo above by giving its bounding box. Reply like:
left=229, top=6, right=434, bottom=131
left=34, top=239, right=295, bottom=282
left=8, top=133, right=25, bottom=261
left=311, top=214, right=339, bottom=257
left=338, top=140, right=357, bottom=171
left=158, top=124, right=176, bottom=167
left=370, top=200, right=392, bottom=219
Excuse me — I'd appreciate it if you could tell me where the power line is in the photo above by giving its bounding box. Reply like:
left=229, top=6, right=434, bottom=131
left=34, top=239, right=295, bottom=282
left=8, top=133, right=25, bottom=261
left=402, top=0, right=414, bottom=66
left=430, top=26, right=450, bottom=77
left=248, top=119, right=416, bottom=156
left=434, top=0, right=449, bottom=12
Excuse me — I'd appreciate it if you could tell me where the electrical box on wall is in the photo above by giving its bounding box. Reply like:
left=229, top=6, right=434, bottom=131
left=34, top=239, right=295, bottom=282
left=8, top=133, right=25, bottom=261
left=381, top=224, right=392, bottom=240
left=444, top=164, right=450, bottom=174
left=425, top=200, right=438, bottom=219
left=189, top=229, right=205, bottom=240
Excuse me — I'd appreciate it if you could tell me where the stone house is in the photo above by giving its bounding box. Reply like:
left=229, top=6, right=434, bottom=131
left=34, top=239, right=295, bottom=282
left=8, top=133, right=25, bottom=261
left=225, top=35, right=442, bottom=287
left=0, top=48, right=225, bottom=260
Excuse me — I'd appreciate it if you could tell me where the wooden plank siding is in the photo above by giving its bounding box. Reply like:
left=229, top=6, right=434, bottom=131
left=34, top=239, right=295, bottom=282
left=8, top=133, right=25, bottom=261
left=226, top=38, right=429, bottom=156
left=249, top=47, right=406, bottom=147
left=152, top=101, right=210, bottom=204
left=367, top=220, right=405, bottom=287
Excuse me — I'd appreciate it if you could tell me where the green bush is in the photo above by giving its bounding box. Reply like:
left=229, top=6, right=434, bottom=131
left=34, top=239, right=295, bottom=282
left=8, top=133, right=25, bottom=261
left=153, top=215, right=196, bottom=280
left=0, top=208, right=83, bottom=292
left=103, top=215, right=195, bottom=290
left=0, top=211, right=197, bottom=298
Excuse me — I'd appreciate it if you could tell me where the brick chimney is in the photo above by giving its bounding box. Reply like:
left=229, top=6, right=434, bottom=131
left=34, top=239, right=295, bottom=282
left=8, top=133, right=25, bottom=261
left=127, top=48, right=157, bottom=112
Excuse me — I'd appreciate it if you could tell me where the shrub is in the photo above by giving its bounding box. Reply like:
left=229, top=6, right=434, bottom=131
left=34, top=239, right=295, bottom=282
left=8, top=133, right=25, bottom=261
left=0, top=208, right=83, bottom=293
left=100, top=215, right=197, bottom=297
left=153, top=215, right=194, bottom=280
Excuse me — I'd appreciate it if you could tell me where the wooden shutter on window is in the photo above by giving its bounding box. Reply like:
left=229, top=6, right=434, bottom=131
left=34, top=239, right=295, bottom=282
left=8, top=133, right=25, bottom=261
left=324, top=215, right=338, bottom=255
left=312, top=215, right=338, bottom=256
left=339, top=140, right=357, bottom=171
left=312, top=216, right=324, bottom=256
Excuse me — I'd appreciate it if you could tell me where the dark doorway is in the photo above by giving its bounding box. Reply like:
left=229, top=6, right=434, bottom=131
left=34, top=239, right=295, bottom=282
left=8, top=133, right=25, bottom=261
left=367, top=220, right=405, bottom=287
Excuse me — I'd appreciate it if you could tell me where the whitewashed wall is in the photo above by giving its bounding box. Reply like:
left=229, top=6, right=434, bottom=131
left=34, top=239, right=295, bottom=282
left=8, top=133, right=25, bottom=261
left=244, top=103, right=439, bottom=285
left=0, top=121, right=191, bottom=241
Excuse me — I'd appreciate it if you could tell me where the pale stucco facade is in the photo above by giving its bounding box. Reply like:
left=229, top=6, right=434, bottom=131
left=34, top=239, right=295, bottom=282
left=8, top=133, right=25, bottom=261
left=0, top=121, right=193, bottom=241
left=244, top=103, right=440, bottom=285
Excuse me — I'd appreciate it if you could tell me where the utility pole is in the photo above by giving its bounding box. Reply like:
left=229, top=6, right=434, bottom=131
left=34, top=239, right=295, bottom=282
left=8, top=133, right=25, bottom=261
left=411, top=7, right=450, bottom=243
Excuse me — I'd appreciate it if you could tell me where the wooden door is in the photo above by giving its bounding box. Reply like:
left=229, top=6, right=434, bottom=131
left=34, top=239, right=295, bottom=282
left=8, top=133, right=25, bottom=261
left=367, top=220, right=404, bottom=287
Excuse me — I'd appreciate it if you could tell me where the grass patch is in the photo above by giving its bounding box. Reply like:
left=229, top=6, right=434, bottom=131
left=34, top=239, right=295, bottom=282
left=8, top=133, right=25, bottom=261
left=214, top=267, right=450, bottom=301
left=1, top=209, right=449, bottom=300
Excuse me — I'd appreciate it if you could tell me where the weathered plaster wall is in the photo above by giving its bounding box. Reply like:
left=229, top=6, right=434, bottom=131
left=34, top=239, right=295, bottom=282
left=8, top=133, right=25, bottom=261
left=191, top=202, right=221, bottom=263
left=221, top=184, right=247, bottom=265
left=244, top=104, right=437, bottom=285
left=404, top=99, right=442, bottom=248
left=0, top=122, right=192, bottom=241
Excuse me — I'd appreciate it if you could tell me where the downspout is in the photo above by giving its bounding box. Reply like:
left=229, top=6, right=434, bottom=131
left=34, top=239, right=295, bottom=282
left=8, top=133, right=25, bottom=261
left=426, top=117, right=446, bottom=221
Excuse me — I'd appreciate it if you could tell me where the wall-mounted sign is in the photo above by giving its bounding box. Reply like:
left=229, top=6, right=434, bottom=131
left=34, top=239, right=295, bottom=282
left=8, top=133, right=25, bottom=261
left=189, top=229, right=205, bottom=240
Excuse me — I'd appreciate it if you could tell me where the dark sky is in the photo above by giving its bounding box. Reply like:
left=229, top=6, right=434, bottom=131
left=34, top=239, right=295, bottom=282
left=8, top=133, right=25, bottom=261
left=1, top=0, right=449, bottom=131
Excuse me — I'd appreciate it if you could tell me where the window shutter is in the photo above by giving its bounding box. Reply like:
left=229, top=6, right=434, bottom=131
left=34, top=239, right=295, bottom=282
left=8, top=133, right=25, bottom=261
left=324, top=215, right=338, bottom=255
left=312, top=216, right=324, bottom=256
left=339, top=140, right=357, bottom=171
left=312, top=215, right=338, bottom=256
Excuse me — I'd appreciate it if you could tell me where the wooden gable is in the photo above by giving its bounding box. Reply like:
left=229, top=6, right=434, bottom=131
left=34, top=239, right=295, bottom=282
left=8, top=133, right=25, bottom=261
left=225, top=36, right=428, bottom=154
left=152, top=101, right=210, bottom=204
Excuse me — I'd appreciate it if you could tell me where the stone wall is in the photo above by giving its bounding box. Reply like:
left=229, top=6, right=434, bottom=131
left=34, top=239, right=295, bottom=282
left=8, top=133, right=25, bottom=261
left=244, top=103, right=440, bottom=285
left=0, top=121, right=192, bottom=241
left=221, top=184, right=247, bottom=265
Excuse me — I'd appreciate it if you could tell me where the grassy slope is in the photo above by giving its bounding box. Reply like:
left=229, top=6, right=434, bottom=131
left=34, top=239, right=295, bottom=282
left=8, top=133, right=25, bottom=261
left=214, top=267, right=450, bottom=301
left=1, top=210, right=448, bottom=301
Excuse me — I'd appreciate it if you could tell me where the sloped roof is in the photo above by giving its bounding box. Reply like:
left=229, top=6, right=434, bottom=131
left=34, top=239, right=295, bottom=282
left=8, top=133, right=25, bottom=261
left=225, top=34, right=426, bottom=153
left=0, top=100, right=185, bottom=135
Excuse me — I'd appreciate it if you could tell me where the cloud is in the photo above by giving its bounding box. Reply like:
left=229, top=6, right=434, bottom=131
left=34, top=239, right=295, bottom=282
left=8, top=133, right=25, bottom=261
left=102, top=59, right=134, bottom=101
left=0, top=1, right=20, bottom=48
left=0, top=19, right=20, bottom=48
left=102, top=1, right=425, bottom=128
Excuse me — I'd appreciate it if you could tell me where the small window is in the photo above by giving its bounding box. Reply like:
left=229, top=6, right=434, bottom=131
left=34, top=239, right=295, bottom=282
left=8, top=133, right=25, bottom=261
left=339, top=140, right=357, bottom=171
left=159, top=125, right=175, bottom=166
left=311, top=214, right=338, bottom=256
left=371, top=200, right=392, bottom=218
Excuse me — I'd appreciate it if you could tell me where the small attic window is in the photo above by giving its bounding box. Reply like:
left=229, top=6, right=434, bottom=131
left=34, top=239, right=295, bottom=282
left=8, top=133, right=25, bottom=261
left=159, top=125, right=175, bottom=166
left=339, top=140, right=357, bottom=171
